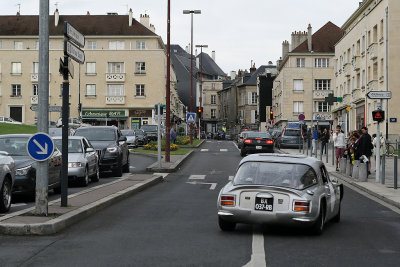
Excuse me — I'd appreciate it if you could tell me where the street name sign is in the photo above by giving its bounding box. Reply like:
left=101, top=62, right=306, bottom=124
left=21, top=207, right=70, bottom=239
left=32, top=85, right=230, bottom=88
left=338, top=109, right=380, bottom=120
left=65, top=22, right=85, bottom=48
left=186, top=113, right=196, bottom=123
left=26, top=133, right=55, bottom=161
left=366, top=91, right=392, bottom=99
left=390, top=118, right=397, bottom=123
left=65, top=41, right=85, bottom=64
left=30, top=106, right=62, bottom=112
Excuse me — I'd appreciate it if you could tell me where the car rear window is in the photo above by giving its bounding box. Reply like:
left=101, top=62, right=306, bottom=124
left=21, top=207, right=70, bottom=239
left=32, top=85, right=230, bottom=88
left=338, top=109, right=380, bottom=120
left=141, top=125, right=158, bottom=131
left=0, top=137, right=29, bottom=156
left=284, top=129, right=301, bottom=136
left=121, top=130, right=134, bottom=136
left=54, top=139, right=83, bottom=153
left=75, top=128, right=116, bottom=141
left=233, top=162, right=318, bottom=190
left=247, top=132, right=271, bottom=139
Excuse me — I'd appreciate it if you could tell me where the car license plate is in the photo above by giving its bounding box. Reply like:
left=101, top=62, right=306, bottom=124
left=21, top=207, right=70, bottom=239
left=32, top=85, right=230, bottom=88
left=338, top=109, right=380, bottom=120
left=255, top=197, right=273, bottom=211
left=256, top=146, right=262, bottom=149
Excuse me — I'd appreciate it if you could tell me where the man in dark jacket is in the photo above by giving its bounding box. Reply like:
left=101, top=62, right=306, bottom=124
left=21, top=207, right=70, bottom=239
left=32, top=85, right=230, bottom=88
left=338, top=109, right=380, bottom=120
left=320, top=128, right=330, bottom=155
left=357, top=126, right=373, bottom=174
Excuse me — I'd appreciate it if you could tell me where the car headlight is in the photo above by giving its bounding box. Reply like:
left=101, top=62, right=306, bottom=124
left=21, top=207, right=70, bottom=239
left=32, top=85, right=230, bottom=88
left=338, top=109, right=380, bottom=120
left=106, top=147, right=118, bottom=153
left=68, top=162, right=82, bottom=168
left=16, top=166, right=32, bottom=176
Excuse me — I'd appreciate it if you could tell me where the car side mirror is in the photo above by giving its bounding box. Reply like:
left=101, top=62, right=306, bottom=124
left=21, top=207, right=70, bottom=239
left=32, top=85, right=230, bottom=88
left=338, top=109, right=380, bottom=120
left=86, top=147, right=95, bottom=153
left=119, top=136, right=127, bottom=142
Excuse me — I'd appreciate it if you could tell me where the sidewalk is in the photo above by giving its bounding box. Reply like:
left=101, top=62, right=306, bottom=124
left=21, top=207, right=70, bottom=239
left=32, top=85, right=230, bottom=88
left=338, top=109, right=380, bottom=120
left=281, top=145, right=400, bottom=209
left=0, top=174, right=163, bottom=235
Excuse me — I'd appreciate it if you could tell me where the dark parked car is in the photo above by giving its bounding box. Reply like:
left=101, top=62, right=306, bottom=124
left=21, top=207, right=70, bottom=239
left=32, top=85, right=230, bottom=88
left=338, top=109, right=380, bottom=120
left=237, top=131, right=254, bottom=149
left=276, top=128, right=304, bottom=149
left=0, top=134, right=62, bottom=198
left=141, top=125, right=158, bottom=141
left=135, top=129, right=148, bottom=146
left=74, top=126, right=129, bottom=177
left=240, top=132, right=274, bottom=157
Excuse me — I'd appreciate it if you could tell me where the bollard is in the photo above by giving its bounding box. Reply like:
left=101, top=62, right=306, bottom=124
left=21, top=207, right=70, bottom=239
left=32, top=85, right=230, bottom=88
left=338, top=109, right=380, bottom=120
left=352, top=161, right=360, bottom=180
left=319, top=142, right=323, bottom=161
left=340, top=158, right=347, bottom=174
left=306, top=138, right=309, bottom=156
left=326, top=142, right=329, bottom=163
left=358, top=161, right=368, bottom=182
left=299, top=137, right=301, bottom=153
left=332, top=143, right=335, bottom=166
left=346, top=158, right=352, bottom=176
left=381, top=154, right=385, bottom=185
left=395, top=155, right=398, bottom=190
left=302, top=140, right=305, bottom=154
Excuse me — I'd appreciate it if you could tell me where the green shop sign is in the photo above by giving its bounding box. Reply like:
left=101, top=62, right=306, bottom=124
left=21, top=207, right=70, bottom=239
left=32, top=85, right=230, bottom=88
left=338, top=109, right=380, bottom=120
left=82, top=110, right=127, bottom=118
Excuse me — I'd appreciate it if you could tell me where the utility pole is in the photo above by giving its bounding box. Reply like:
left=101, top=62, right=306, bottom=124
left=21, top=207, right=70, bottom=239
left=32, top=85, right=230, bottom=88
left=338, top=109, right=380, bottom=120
left=196, top=44, right=208, bottom=140
left=36, top=0, right=50, bottom=216
left=165, top=0, right=171, bottom=162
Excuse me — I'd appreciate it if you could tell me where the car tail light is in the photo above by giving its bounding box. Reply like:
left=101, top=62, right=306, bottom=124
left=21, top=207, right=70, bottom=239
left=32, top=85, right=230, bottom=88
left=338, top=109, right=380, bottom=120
left=255, top=138, right=263, bottom=140
left=266, top=140, right=274, bottom=144
left=293, top=201, right=310, bottom=212
left=220, top=195, right=235, bottom=206
left=244, top=139, right=253, bottom=144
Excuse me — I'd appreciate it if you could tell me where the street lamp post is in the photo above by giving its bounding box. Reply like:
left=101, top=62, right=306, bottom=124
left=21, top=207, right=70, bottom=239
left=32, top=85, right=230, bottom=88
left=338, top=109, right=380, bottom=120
left=195, top=44, right=208, bottom=140
left=165, top=0, right=171, bottom=162
left=183, top=9, right=201, bottom=143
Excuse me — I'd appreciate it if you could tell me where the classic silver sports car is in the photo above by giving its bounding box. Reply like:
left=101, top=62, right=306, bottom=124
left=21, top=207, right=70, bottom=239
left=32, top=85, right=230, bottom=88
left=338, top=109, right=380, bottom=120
left=0, top=151, right=15, bottom=213
left=217, top=154, right=343, bottom=234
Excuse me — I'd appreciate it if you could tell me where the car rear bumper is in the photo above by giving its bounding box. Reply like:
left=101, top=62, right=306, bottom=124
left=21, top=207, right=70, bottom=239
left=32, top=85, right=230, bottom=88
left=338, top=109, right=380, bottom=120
left=242, top=145, right=274, bottom=153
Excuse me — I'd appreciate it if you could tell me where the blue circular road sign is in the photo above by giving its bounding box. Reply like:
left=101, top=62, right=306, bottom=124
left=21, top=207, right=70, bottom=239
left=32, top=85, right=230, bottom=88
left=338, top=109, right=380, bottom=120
left=26, top=132, right=55, bottom=161
left=298, top=114, right=305, bottom=121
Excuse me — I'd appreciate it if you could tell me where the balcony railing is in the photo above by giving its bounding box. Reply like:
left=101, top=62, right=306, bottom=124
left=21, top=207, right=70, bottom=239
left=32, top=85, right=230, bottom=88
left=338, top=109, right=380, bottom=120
left=368, top=43, right=377, bottom=60
left=367, top=79, right=378, bottom=91
left=31, top=73, right=51, bottom=82
left=31, top=95, right=38, bottom=104
left=313, top=90, right=333, bottom=99
left=314, top=112, right=333, bottom=121
left=106, top=96, right=125, bottom=104
left=351, top=88, right=364, bottom=103
left=106, top=73, right=125, bottom=82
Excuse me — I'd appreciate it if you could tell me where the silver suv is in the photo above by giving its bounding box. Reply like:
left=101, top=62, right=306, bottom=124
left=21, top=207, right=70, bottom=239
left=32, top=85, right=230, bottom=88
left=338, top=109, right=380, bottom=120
left=0, top=151, right=15, bottom=213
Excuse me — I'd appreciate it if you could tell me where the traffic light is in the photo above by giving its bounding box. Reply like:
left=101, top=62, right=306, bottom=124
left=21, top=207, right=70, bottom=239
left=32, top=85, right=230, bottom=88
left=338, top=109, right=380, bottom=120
left=372, top=110, right=385, bottom=122
left=197, top=107, right=203, bottom=117
left=269, top=110, right=274, bottom=120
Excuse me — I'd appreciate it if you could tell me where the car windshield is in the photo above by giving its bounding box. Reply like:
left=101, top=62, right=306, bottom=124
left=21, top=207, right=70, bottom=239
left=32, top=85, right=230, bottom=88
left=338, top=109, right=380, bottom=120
left=141, top=125, right=157, bottom=131
left=49, top=128, right=62, bottom=136
left=247, top=132, right=271, bottom=138
left=136, top=130, right=144, bottom=136
left=54, top=139, right=83, bottom=153
left=121, top=130, right=134, bottom=136
left=75, top=128, right=116, bottom=141
left=233, top=162, right=318, bottom=190
left=284, top=129, right=301, bottom=136
left=0, top=137, right=29, bottom=156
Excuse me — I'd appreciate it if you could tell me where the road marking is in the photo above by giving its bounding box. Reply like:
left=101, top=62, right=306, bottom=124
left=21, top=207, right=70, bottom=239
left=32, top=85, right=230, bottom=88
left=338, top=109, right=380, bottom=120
left=186, top=181, right=217, bottom=190
left=206, top=141, right=212, bottom=143
left=232, top=141, right=240, bottom=151
left=201, top=149, right=209, bottom=152
left=153, top=173, right=169, bottom=178
left=243, top=227, right=267, bottom=267
left=220, top=149, right=228, bottom=152
left=229, top=176, right=234, bottom=181
left=189, top=174, right=206, bottom=180
left=12, top=203, right=28, bottom=207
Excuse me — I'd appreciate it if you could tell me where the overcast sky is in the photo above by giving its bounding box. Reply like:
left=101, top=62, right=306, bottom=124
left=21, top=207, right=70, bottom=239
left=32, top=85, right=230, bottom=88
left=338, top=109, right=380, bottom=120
left=1, top=0, right=361, bottom=73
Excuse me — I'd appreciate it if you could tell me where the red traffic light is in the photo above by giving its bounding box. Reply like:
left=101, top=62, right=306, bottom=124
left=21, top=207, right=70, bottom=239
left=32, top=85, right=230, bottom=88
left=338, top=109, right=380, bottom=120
left=198, top=107, right=203, bottom=113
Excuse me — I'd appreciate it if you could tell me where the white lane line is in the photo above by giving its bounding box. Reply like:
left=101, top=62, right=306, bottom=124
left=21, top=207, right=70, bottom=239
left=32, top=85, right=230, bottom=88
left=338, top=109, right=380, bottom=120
left=153, top=173, right=170, bottom=178
left=232, top=141, right=240, bottom=151
left=229, top=176, right=234, bottom=181
left=206, top=141, right=212, bottom=143
left=12, top=203, right=28, bottom=207
left=220, top=149, right=228, bottom=152
left=188, top=175, right=206, bottom=180
left=201, top=149, right=209, bottom=152
left=243, top=228, right=267, bottom=267
left=186, top=181, right=217, bottom=190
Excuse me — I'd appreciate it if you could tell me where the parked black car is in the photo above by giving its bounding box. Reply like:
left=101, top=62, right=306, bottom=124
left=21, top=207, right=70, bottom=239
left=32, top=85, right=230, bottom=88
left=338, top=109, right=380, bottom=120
left=135, top=129, right=148, bottom=146
left=0, top=134, right=62, bottom=198
left=74, top=126, right=129, bottom=177
left=240, top=132, right=274, bottom=157
left=276, top=128, right=304, bottom=149
left=141, top=125, right=158, bottom=141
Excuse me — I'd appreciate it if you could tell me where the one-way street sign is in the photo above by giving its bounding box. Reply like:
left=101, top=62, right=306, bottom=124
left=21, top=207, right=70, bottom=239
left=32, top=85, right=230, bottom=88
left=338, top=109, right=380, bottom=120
left=366, top=91, right=392, bottom=99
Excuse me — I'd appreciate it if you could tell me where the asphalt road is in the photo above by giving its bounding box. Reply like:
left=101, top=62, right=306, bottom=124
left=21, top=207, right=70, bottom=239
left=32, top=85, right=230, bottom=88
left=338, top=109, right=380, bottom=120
left=1, top=140, right=400, bottom=266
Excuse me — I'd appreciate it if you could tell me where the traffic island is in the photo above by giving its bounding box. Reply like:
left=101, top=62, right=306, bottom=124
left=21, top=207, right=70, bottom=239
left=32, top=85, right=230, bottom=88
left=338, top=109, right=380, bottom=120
left=0, top=174, right=163, bottom=235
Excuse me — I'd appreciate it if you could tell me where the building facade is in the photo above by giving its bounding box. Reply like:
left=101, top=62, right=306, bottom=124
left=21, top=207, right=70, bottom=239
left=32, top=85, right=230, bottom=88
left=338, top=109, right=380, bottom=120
left=0, top=11, right=184, bottom=129
left=333, top=0, right=400, bottom=139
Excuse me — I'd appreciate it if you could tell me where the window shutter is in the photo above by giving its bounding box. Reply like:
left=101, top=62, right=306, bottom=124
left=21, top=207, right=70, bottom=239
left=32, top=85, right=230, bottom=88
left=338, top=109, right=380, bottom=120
left=251, top=110, right=256, bottom=123
left=248, top=92, right=252, bottom=105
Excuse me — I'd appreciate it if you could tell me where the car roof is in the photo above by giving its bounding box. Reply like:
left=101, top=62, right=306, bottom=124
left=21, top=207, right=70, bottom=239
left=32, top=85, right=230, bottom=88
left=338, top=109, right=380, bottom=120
left=76, top=126, right=117, bottom=130
left=240, top=153, right=322, bottom=169
left=0, top=134, right=31, bottom=138
left=53, top=136, right=84, bottom=140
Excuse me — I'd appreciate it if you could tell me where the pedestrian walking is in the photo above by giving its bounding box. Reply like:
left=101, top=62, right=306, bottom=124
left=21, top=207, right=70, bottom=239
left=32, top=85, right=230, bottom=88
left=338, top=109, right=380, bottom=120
left=320, top=128, right=330, bottom=155
left=372, top=132, right=386, bottom=166
left=311, top=126, right=319, bottom=155
left=170, top=124, right=176, bottom=144
left=357, top=127, right=373, bottom=174
left=333, top=125, right=346, bottom=171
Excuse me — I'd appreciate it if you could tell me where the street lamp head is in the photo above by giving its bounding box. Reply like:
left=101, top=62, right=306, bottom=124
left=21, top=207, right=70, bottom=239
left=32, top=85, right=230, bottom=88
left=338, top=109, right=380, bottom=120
left=195, top=45, right=208, bottom=48
left=183, top=10, right=201, bottom=14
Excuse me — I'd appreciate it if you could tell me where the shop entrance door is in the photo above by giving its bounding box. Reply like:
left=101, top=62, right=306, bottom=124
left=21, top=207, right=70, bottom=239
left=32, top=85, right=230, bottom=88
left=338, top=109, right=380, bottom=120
left=131, top=118, right=141, bottom=129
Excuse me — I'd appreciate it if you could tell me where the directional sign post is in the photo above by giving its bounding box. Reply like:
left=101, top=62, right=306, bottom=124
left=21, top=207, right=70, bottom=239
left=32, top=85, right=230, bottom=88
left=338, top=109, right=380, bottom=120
left=366, top=91, right=392, bottom=99
left=26, top=133, right=55, bottom=162
left=186, top=112, right=196, bottom=123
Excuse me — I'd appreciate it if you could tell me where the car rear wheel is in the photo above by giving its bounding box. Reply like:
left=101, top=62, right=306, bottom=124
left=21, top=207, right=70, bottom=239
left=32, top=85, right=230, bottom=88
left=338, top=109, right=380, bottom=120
left=218, top=217, right=236, bottom=231
left=0, top=178, right=12, bottom=213
left=332, top=203, right=341, bottom=223
left=311, top=205, right=325, bottom=235
left=81, top=167, right=89, bottom=187
left=91, top=164, right=100, bottom=182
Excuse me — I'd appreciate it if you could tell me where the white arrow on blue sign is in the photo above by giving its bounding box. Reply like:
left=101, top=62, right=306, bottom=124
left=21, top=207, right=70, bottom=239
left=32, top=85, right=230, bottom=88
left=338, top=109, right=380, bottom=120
left=26, top=133, right=55, bottom=161
left=186, top=113, right=196, bottom=123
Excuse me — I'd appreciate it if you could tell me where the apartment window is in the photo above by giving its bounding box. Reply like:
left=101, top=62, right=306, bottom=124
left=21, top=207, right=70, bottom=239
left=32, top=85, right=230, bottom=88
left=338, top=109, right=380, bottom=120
left=107, top=62, right=124, bottom=73
left=240, top=92, right=246, bottom=106
left=347, top=48, right=351, bottom=63
left=380, top=59, right=384, bottom=79
left=362, top=70, right=366, bottom=87
left=344, top=52, right=347, bottom=64
left=32, top=84, right=38, bottom=96
left=368, top=31, right=371, bottom=46
left=212, top=83, right=216, bottom=90
left=136, top=41, right=146, bottom=50
left=293, top=101, right=303, bottom=114
left=11, top=62, right=22, bottom=75
left=86, top=62, right=96, bottom=75
left=14, top=41, right=23, bottom=50
left=211, top=109, right=216, bottom=118
left=211, top=95, right=216, bottom=105
left=315, top=58, right=329, bottom=68
left=373, top=62, right=378, bottom=80
left=109, top=41, right=125, bottom=50
left=380, top=20, right=384, bottom=40
left=107, top=84, right=124, bottom=96
left=248, top=92, right=257, bottom=105
left=293, top=79, right=303, bottom=92
left=296, top=58, right=305, bottom=68
left=357, top=73, right=361, bottom=88
left=32, top=62, right=39, bottom=74
left=362, top=36, right=366, bottom=53
left=135, top=84, right=145, bottom=97
left=356, top=40, right=360, bottom=55
left=86, top=84, right=96, bottom=97
left=373, top=25, right=378, bottom=43
left=316, top=102, right=330, bottom=112
left=87, top=41, right=97, bottom=50
left=11, top=84, right=21, bottom=97
left=315, top=80, right=330, bottom=90
left=135, top=62, right=146, bottom=74
left=34, top=41, right=39, bottom=50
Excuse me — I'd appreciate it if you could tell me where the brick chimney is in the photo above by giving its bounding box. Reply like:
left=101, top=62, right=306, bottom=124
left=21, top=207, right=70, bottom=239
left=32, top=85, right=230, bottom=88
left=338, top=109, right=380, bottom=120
left=307, top=24, right=312, bottom=52
left=250, top=62, right=256, bottom=73
left=290, top=30, right=307, bottom=51
left=282, top=40, right=289, bottom=59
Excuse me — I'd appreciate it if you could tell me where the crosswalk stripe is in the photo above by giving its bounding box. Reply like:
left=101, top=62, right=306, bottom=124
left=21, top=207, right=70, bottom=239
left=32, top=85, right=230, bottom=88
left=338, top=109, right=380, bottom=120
left=188, top=175, right=206, bottom=180
left=201, top=149, right=209, bottom=152
left=12, top=203, right=28, bottom=207
left=220, top=149, right=228, bottom=152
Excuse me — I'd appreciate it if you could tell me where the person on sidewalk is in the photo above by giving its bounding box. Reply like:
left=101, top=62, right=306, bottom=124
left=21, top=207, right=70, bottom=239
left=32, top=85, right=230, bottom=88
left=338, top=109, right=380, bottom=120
left=357, top=127, right=373, bottom=175
left=333, top=125, right=346, bottom=171
left=372, top=132, right=386, bottom=167
left=170, top=124, right=176, bottom=144
left=320, top=128, right=330, bottom=155
left=311, top=126, right=318, bottom=155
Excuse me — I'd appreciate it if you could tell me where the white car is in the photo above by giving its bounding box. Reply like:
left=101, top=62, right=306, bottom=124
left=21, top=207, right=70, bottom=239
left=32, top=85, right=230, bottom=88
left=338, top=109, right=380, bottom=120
left=0, top=116, right=22, bottom=124
left=0, top=151, right=15, bottom=212
left=56, top=118, right=82, bottom=129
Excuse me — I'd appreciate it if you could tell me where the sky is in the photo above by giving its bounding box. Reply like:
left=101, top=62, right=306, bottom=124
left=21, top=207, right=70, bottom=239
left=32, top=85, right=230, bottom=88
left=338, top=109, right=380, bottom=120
left=1, top=0, right=361, bottom=74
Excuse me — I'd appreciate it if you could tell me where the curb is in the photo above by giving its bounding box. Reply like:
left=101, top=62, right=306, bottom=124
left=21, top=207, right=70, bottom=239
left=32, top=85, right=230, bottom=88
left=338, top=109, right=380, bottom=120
left=146, top=150, right=195, bottom=173
left=130, top=151, right=159, bottom=158
left=0, top=175, right=163, bottom=236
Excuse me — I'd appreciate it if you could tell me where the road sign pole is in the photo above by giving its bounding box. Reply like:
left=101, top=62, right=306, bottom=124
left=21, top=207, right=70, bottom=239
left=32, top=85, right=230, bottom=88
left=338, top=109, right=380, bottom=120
left=36, top=0, right=50, bottom=216
left=157, top=104, right=162, bottom=168
left=376, top=121, right=381, bottom=183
